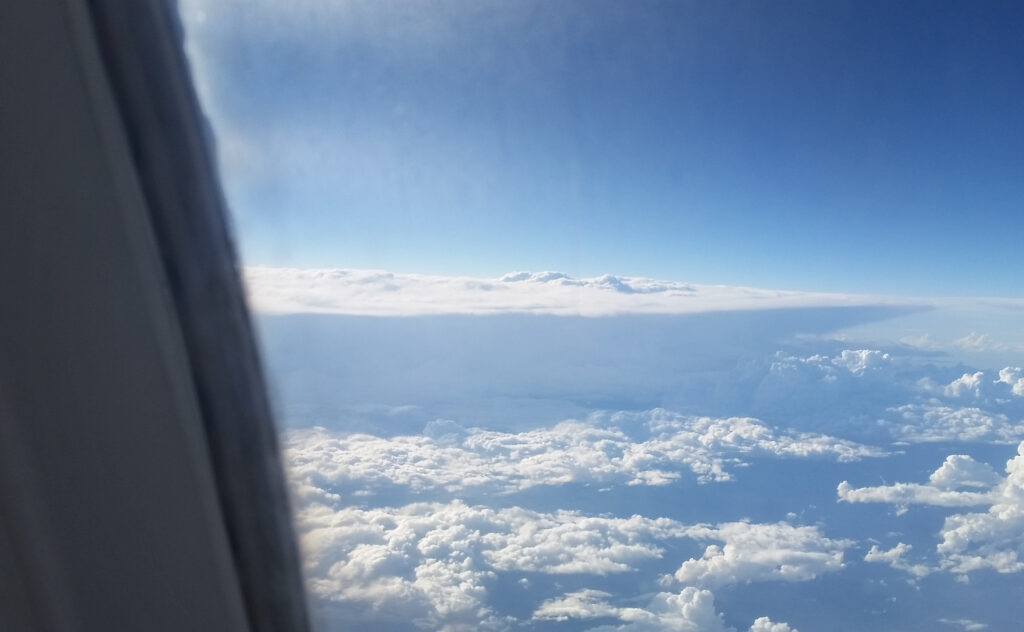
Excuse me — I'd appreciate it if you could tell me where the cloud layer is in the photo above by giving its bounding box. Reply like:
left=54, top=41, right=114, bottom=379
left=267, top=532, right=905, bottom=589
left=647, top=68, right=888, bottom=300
left=286, top=409, right=883, bottom=496
left=244, top=267, right=909, bottom=316
left=294, top=495, right=832, bottom=631
left=297, top=500, right=682, bottom=629
left=236, top=268, right=1024, bottom=629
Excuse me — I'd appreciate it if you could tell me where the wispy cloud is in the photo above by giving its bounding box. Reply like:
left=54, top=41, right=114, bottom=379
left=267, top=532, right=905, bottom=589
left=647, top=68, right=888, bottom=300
left=954, top=332, right=1024, bottom=354
left=937, top=618, right=989, bottom=631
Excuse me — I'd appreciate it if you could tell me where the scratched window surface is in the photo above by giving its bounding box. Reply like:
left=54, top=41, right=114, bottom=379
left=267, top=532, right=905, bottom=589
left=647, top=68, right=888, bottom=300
left=179, top=2, right=1024, bottom=630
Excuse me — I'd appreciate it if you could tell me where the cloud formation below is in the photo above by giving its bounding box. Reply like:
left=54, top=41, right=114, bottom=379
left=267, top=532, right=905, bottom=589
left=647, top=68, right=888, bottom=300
left=837, top=443, right=1024, bottom=580
left=296, top=500, right=682, bottom=629
left=863, top=542, right=931, bottom=579
left=882, top=405, right=1024, bottom=444
left=236, top=268, right=1024, bottom=628
left=670, top=521, right=852, bottom=589
left=294, top=494, right=830, bottom=631
left=954, top=333, right=1024, bottom=354
left=285, top=409, right=883, bottom=495
left=837, top=454, right=999, bottom=511
left=939, top=443, right=1024, bottom=576
left=534, top=587, right=798, bottom=632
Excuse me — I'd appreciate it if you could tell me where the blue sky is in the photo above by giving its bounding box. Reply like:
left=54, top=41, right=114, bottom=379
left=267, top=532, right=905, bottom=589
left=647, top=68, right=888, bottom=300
left=182, top=0, right=1024, bottom=295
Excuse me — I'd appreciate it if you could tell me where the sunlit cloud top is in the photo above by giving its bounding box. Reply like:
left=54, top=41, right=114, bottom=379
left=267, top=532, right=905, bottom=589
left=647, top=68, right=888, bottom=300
left=243, top=266, right=922, bottom=316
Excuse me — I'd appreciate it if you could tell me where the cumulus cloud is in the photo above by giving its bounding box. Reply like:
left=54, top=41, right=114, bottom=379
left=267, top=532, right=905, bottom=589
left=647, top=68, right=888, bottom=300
left=997, top=367, right=1024, bottom=396
left=873, top=365, right=1024, bottom=445
left=535, top=588, right=797, bottom=632
left=670, top=521, right=851, bottom=588
left=943, top=372, right=989, bottom=398
left=938, top=442, right=1024, bottom=576
left=293, top=495, right=828, bottom=630
left=751, top=350, right=1024, bottom=445
left=863, top=542, right=931, bottom=579
left=836, top=444, right=1024, bottom=579
left=583, top=587, right=732, bottom=632
left=933, top=368, right=1024, bottom=401
left=242, top=267, right=910, bottom=316
left=881, top=404, right=1024, bottom=444
left=837, top=455, right=998, bottom=512
left=296, top=500, right=688, bottom=629
left=747, top=349, right=923, bottom=436
left=827, top=349, right=894, bottom=376
left=285, top=409, right=883, bottom=495
left=929, top=455, right=1003, bottom=490
left=758, top=349, right=899, bottom=389
left=747, top=618, right=799, bottom=632
left=533, top=589, right=643, bottom=622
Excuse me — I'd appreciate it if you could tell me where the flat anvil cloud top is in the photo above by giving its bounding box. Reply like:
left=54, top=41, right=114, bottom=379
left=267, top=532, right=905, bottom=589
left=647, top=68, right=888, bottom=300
left=243, top=267, right=916, bottom=316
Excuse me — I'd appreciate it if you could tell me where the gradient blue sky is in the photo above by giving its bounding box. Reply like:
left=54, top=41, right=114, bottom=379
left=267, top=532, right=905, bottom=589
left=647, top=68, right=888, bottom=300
left=182, top=0, right=1024, bottom=296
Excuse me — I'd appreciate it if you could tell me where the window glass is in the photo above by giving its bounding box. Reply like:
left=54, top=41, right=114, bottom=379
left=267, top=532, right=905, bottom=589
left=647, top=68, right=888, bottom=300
left=180, top=2, right=1024, bottom=630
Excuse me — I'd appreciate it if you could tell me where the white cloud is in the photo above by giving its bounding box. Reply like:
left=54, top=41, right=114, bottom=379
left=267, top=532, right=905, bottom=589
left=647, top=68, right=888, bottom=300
left=754, top=352, right=1024, bottom=448
left=938, top=442, right=1024, bottom=576
left=242, top=266, right=912, bottom=316
left=748, top=349, right=916, bottom=432
left=294, top=492, right=841, bottom=629
left=953, top=333, right=1020, bottom=354
left=763, top=349, right=897, bottom=384
left=747, top=618, right=799, bottom=632
left=584, top=587, right=732, bottom=632
left=837, top=455, right=998, bottom=512
left=296, top=500, right=687, bottom=628
left=535, top=588, right=797, bottom=632
left=929, top=455, right=1002, bottom=490
left=533, top=589, right=641, bottom=622
left=836, top=443, right=1024, bottom=579
left=882, top=404, right=1024, bottom=444
left=997, top=367, right=1024, bottom=396
left=944, top=372, right=988, bottom=398
left=830, top=349, right=893, bottom=375
left=285, top=409, right=883, bottom=496
left=937, top=369, right=1024, bottom=400
left=838, top=479, right=992, bottom=510
left=863, top=542, right=930, bottom=579
left=937, top=618, right=989, bottom=631
left=483, top=508, right=687, bottom=575
left=670, top=521, right=851, bottom=589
